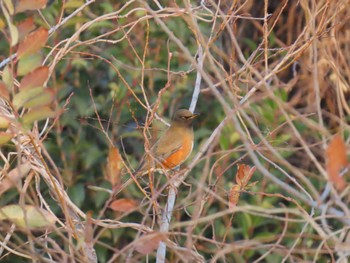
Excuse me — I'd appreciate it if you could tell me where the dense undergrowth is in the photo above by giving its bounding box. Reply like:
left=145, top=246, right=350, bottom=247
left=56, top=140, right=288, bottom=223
left=0, top=0, right=350, bottom=262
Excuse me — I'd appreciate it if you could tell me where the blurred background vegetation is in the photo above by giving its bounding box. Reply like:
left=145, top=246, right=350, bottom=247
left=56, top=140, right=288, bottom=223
left=1, top=0, right=350, bottom=262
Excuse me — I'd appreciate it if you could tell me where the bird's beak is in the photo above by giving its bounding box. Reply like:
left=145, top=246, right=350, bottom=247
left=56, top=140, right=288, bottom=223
left=190, top=112, right=200, bottom=119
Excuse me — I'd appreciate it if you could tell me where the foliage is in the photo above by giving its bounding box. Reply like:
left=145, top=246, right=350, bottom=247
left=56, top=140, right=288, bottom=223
left=0, top=0, right=350, bottom=262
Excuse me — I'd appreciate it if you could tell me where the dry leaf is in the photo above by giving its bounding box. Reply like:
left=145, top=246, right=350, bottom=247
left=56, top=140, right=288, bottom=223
left=0, top=163, right=31, bottom=195
left=17, top=17, right=35, bottom=41
left=228, top=184, right=241, bottom=208
left=15, top=0, right=47, bottom=13
left=105, top=147, right=123, bottom=186
left=326, top=135, right=348, bottom=191
left=20, top=66, right=49, bottom=90
left=109, top=198, right=137, bottom=212
left=85, top=211, right=93, bottom=244
left=0, top=81, right=10, bottom=100
left=17, top=27, right=48, bottom=59
left=134, top=233, right=166, bottom=254
left=236, top=164, right=256, bottom=188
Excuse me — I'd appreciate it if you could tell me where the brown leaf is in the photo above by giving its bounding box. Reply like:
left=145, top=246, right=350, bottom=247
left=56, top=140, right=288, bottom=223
left=20, top=66, right=49, bottom=90
left=84, top=211, right=93, bottom=244
left=134, top=233, right=166, bottom=254
left=17, top=17, right=35, bottom=41
left=109, top=198, right=137, bottom=212
left=17, top=27, right=48, bottom=59
left=228, top=184, right=241, bottom=208
left=0, top=18, right=5, bottom=30
left=0, top=162, right=31, bottom=195
left=0, top=81, right=10, bottom=100
left=15, top=0, right=47, bottom=13
left=236, top=164, right=256, bottom=188
left=326, top=135, right=348, bottom=191
left=105, top=147, right=123, bottom=186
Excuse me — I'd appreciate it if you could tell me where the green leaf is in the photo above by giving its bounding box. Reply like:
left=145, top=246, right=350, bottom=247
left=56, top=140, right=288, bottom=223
left=68, top=183, right=85, bottom=208
left=1, top=0, right=18, bottom=46
left=13, top=86, right=44, bottom=109
left=0, top=132, right=14, bottom=144
left=72, top=58, right=89, bottom=70
left=2, top=65, right=13, bottom=89
left=65, top=0, right=84, bottom=9
left=8, top=22, right=18, bottom=46
left=23, top=88, right=55, bottom=108
left=94, top=181, right=111, bottom=208
left=21, top=107, right=57, bottom=125
left=0, top=116, right=10, bottom=129
left=0, top=204, right=56, bottom=229
left=17, top=54, right=42, bottom=76
left=4, top=0, right=14, bottom=14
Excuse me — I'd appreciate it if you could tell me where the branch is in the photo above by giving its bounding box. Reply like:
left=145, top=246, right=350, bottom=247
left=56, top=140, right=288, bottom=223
left=156, top=44, right=204, bottom=262
left=0, top=0, right=96, bottom=70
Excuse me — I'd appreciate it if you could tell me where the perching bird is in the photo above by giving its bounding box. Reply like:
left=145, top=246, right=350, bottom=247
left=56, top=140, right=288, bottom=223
left=116, top=109, right=199, bottom=194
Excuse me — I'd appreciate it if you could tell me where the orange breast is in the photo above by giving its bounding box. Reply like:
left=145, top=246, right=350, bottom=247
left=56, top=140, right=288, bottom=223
left=162, top=136, right=193, bottom=169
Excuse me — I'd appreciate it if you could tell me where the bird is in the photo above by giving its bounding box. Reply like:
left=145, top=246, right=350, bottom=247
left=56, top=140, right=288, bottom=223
left=116, top=109, right=199, bottom=195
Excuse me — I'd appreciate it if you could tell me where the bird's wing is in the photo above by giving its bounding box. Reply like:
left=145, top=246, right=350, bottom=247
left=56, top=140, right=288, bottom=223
left=152, top=127, right=183, bottom=161
left=134, top=127, right=183, bottom=175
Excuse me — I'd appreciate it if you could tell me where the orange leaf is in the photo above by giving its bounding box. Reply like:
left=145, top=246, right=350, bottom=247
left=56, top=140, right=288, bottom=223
left=109, top=198, right=137, bottom=212
left=228, top=184, right=241, bottom=208
left=326, top=135, right=348, bottom=191
left=20, top=66, right=49, bottom=90
left=236, top=164, right=256, bottom=188
left=134, top=233, right=166, bottom=254
left=15, top=0, right=47, bottom=13
left=17, top=28, right=48, bottom=59
left=17, top=17, right=35, bottom=41
left=105, top=147, right=123, bottom=186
